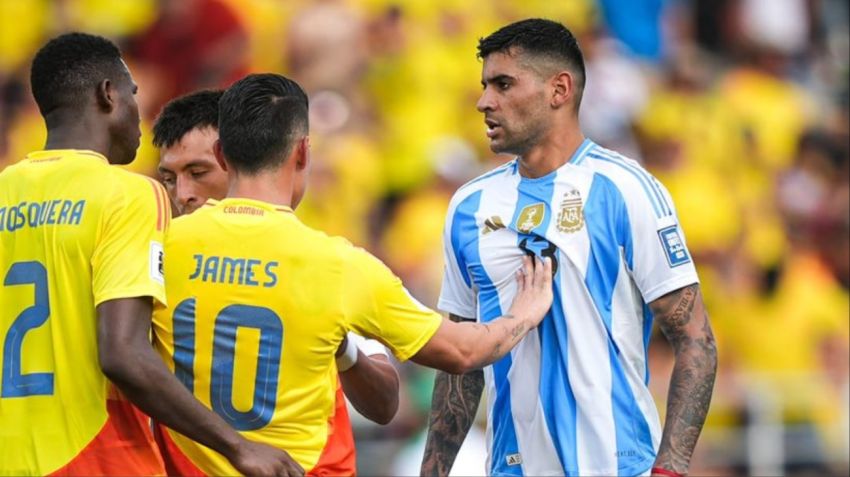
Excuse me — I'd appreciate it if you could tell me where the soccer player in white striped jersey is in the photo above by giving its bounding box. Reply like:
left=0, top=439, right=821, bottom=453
left=421, top=19, right=717, bottom=477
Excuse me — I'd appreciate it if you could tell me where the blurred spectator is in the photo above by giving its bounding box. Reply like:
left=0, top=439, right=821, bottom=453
left=595, top=0, right=667, bottom=61
left=128, top=0, right=248, bottom=119
left=0, top=1, right=848, bottom=474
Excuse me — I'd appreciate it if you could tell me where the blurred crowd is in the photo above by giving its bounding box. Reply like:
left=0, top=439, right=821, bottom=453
left=1, top=0, right=847, bottom=475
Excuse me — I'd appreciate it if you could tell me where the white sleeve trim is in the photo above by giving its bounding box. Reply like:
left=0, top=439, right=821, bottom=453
left=641, top=274, right=700, bottom=304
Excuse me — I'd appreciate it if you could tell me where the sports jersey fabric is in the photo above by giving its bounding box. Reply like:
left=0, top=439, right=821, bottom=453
left=151, top=197, right=441, bottom=475
left=439, top=139, right=699, bottom=476
left=0, top=149, right=168, bottom=475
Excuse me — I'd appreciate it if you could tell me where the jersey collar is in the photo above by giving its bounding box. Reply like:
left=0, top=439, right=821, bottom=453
left=25, top=149, right=108, bottom=163
left=209, top=197, right=294, bottom=214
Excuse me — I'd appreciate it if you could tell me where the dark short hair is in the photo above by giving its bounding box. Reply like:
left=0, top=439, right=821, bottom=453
left=218, top=73, right=309, bottom=174
left=153, top=89, right=224, bottom=148
left=478, top=18, right=586, bottom=106
left=30, top=32, right=125, bottom=116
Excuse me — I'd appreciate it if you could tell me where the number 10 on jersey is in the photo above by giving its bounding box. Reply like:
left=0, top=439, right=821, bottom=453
left=170, top=298, right=283, bottom=431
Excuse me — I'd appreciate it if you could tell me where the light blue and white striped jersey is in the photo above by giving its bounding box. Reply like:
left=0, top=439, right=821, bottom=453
left=438, top=139, right=699, bottom=476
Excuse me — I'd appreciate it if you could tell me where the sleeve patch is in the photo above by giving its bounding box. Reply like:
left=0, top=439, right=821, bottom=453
left=658, top=226, right=691, bottom=267
left=150, top=241, right=164, bottom=284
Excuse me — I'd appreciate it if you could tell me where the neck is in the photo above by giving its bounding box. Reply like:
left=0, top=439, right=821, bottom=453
left=517, top=122, right=585, bottom=179
left=226, top=167, right=295, bottom=208
left=43, top=111, right=112, bottom=161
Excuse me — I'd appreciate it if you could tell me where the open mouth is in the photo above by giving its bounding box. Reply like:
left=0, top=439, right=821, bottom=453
left=485, top=118, right=501, bottom=138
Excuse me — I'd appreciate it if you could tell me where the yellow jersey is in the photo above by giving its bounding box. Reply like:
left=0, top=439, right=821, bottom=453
left=0, top=149, right=169, bottom=475
left=151, top=197, right=441, bottom=475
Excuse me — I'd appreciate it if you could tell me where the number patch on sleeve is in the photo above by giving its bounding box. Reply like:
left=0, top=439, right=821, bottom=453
left=150, top=241, right=164, bottom=284
left=658, top=226, right=691, bottom=267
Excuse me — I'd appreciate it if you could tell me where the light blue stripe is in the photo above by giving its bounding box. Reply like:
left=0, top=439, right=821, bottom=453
left=593, top=148, right=672, bottom=217
left=585, top=152, right=663, bottom=218
left=449, top=192, right=482, bottom=289
left=455, top=190, right=523, bottom=476
left=539, top=270, right=578, bottom=474
left=642, top=303, right=654, bottom=385
left=512, top=173, right=576, bottom=473
left=584, top=174, right=655, bottom=471
left=595, top=148, right=672, bottom=217
left=568, top=138, right=596, bottom=165
left=648, top=176, right=672, bottom=216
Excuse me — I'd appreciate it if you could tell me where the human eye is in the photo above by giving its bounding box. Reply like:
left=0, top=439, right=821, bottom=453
left=190, top=169, right=208, bottom=180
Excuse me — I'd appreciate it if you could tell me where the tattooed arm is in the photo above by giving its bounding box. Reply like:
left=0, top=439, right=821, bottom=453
left=420, top=314, right=486, bottom=477
left=409, top=255, right=552, bottom=374
left=650, top=283, right=717, bottom=476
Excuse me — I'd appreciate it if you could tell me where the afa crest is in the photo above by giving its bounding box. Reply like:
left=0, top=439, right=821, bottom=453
left=515, top=203, right=545, bottom=234
left=557, top=189, right=584, bottom=233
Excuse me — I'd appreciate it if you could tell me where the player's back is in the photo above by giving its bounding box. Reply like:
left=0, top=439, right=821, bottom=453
left=153, top=197, right=375, bottom=475
left=0, top=150, right=168, bottom=475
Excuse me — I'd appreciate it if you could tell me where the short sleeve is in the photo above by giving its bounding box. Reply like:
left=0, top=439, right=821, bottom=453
left=436, top=199, right=477, bottom=319
left=343, top=247, right=441, bottom=362
left=92, top=175, right=169, bottom=307
left=618, top=172, right=699, bottom=303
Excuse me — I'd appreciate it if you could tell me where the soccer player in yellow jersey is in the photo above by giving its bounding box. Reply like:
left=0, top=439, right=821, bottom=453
left=0, top=33, right=300, bottom=477
left=151, top=73, right=554, bottom=476
left=151, top=88, right=399, bottom=476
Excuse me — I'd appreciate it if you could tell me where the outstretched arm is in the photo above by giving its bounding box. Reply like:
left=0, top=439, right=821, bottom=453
left=409, top=255, right=552, bottom=374
left=420, top=313, right=485, bottom=477
left=649, top=284, right=717, bottom=476
left=337, top=335, right=400, bottom=425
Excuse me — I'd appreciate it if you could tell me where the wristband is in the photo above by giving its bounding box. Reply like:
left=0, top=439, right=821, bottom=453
left=336, top=337, right=359, bottom=372
left=651, top=467, right=684, bottom=477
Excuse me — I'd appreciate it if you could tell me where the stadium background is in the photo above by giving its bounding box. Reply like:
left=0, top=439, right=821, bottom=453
left=0, top=0, right=847, bottom=475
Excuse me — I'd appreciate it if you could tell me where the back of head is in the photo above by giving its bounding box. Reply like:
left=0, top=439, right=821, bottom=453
left=218, top=74, right=309, bottom=174
left=30, top=32, right=125, bottom=118
left=478, top=18, right=586, bottom=108
left=153, top=89, right=224, bottom=149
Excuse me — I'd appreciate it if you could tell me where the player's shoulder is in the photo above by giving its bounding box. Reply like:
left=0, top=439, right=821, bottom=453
left=96, top=166, right=164, bottom=204
left=448, top=159, right=517, bottom=209
left=577, top=143, right=673, bottom=216
left=578, top=143, right=654, bottom=184
left=327, top=233, right=396, bottom=278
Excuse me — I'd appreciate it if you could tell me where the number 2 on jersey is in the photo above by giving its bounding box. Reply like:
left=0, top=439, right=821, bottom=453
left=2, top=261, right=54, bottom=398
left=172, top=298, right=283, bottom=431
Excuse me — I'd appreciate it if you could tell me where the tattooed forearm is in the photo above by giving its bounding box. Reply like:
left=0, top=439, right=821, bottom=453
left=650, top=284, right=717, bottom=475
left=422, top=315, right=486, bottom=477
left=486, top=315, right=529, bottom=362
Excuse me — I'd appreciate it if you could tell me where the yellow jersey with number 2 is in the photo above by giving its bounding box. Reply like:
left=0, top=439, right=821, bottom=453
left=0, top=149, right=169, bottom=476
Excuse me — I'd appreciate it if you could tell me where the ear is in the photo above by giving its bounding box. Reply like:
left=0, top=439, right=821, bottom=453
left=213, top=139, right=229, bottom=171
left=96, top=79, right=115, bottom=112
left=294, top=136, right=310, bottom=171
left=550, top=71, right=573, bottom=109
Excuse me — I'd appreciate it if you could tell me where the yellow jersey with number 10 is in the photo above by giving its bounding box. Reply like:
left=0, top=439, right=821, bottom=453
left=151, top=197, right=441, bottom=475
left=0, top=149, right=169, bottom=476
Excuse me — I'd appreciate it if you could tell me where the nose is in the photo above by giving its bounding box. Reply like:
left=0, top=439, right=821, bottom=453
left=175, top=175, right=200, bottom=212
left=477, top=88, right=495, bottom=113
